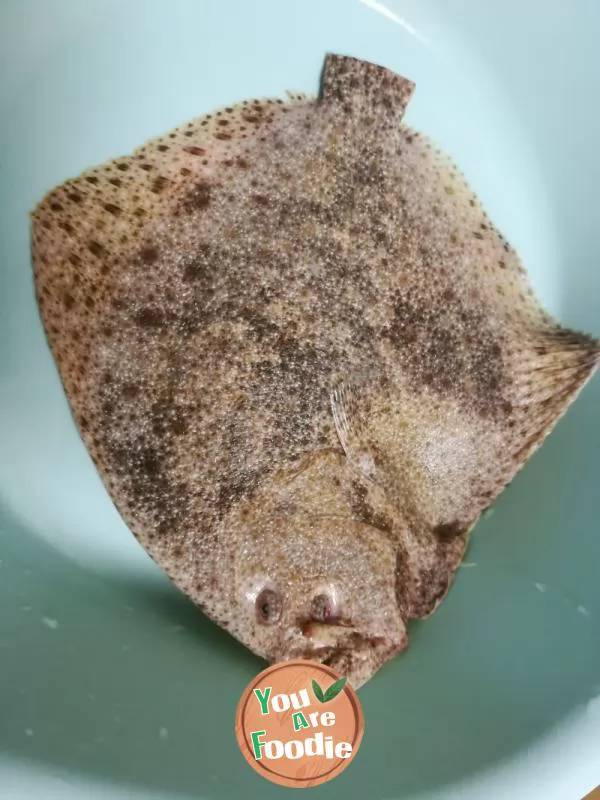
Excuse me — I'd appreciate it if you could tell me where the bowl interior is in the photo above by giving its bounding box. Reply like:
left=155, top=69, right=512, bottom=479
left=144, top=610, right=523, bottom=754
left=1, top=1, right=599, bottom=798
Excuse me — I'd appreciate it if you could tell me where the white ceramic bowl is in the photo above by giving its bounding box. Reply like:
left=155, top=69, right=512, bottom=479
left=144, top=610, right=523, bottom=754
left=1, top=1, right=599, bottom=798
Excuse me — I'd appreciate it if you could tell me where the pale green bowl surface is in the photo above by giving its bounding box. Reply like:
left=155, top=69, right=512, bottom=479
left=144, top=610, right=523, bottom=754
left=1, top=1, right=599, bottom=798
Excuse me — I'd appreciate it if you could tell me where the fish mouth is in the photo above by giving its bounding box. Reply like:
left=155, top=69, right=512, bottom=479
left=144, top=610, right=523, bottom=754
left=283, top=635, right=388, bottom=662
left=281, top=644, right=336, bottom=663
left=276, top=629, right=402, bottom=687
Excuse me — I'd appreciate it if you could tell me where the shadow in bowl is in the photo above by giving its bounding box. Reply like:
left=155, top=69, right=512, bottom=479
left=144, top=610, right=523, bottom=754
left=0, top=506, right=267, bottom=799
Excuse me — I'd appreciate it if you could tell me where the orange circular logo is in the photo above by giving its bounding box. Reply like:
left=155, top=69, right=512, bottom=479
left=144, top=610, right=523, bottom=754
left=235, top=659, right=364, bottom=788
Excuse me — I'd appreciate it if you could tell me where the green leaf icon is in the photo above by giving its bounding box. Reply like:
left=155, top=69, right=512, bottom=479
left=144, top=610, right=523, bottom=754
left=323, top=677, right=347, bottom=702
left=312, top=679, right=325, bottom=703
left=312, top=677, right=347, bottom=703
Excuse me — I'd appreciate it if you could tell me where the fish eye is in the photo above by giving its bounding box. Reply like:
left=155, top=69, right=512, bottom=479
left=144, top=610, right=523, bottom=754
left=311, top=593, right=339, bottom=624
left=256, top=587, right=282, bottom=625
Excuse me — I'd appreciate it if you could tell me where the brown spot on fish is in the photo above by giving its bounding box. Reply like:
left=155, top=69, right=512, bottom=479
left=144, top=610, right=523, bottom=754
left=135, top=307, right=164, bottom=328
left=63, top=292, right=75, bottom=310
left=87, top=240, right=106, bottom=258
left=432, top=521, right=466, bottom=542
left=121, top=382, right=140, bottom=399
left=150, top=176, right=169, bottom=194
left=182, top=181, right=211, bottom=212
left=217, top=467, right=263, bottom=515
left=183, top=146, right=206, bottom=156
left=139, top=243, right=160, bottom=264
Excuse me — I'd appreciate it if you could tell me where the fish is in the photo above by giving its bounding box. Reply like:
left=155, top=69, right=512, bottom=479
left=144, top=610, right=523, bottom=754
left=31, top=54, right=600, bottom=687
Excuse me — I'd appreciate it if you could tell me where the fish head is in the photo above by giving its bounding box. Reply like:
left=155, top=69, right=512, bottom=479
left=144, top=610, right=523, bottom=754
left=224, top=451, right=408, bottom=688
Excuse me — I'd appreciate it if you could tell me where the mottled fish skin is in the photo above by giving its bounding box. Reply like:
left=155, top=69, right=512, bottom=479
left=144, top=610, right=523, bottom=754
left=31, top=54, right=600, bottom=687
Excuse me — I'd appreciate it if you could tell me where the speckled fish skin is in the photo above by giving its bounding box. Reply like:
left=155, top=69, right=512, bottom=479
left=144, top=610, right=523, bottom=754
left=31, top=54, right=600, bottom=687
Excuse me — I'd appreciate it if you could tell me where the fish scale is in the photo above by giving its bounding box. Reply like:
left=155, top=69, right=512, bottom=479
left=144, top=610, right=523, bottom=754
left=31, top=53, right=599, bottom=686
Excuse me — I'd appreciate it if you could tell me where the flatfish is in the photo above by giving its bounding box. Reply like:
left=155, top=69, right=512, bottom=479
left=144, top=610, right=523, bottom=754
left=31, top=54, right=600, bottom=686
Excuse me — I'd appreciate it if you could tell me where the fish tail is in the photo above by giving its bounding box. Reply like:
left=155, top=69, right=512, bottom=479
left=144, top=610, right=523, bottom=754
left=507, top=326, right=600, bottom=467
left=320, top=53, right=415, bottom=122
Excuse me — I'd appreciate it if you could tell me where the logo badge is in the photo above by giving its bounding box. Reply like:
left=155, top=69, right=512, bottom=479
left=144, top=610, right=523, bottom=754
left=235, top=659, right=364, bottom=788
